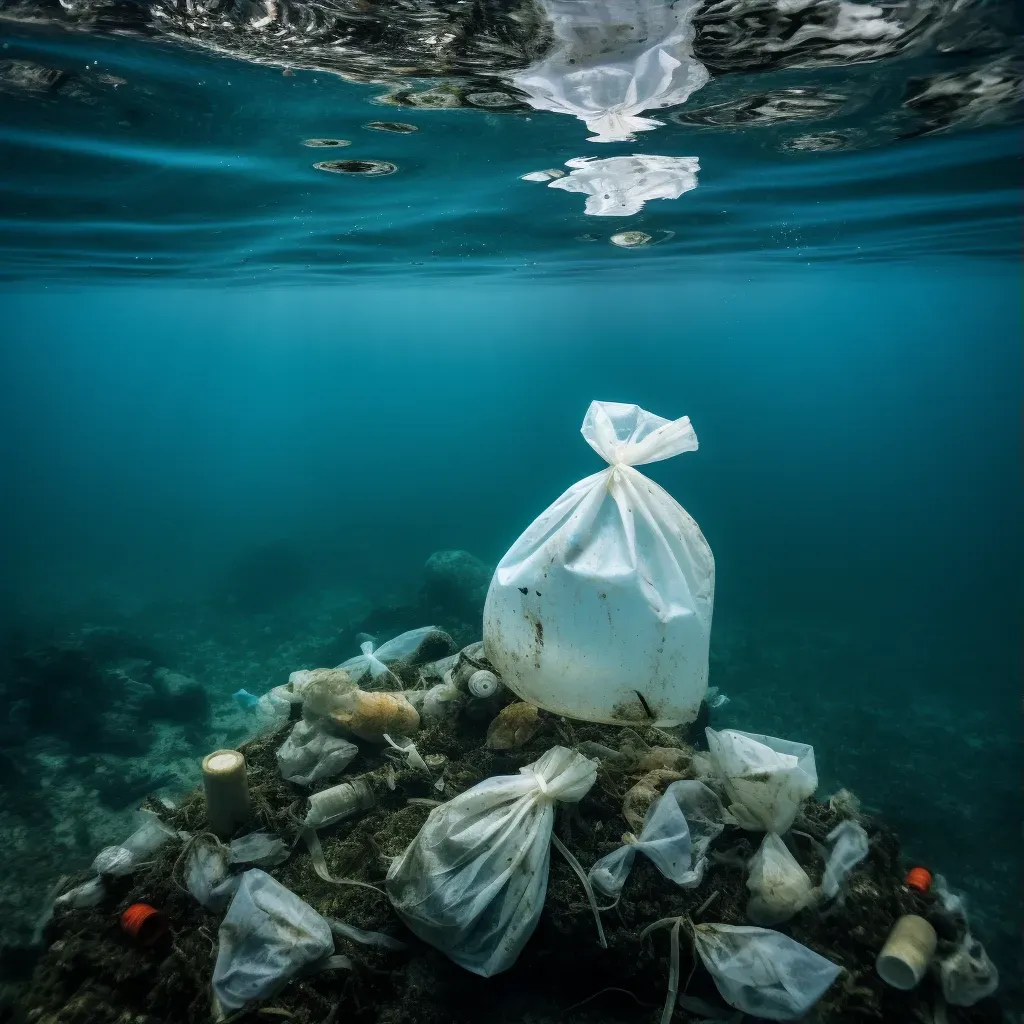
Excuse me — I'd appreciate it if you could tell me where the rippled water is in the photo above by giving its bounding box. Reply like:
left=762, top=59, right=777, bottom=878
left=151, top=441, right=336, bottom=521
left=0, top=0, right=1019, bottom=280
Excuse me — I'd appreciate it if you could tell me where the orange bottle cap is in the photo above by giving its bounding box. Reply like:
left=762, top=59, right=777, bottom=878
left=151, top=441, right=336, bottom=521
left=905, top=866, right=932, bottom=893
left=120, top=903, right=168, bottom=946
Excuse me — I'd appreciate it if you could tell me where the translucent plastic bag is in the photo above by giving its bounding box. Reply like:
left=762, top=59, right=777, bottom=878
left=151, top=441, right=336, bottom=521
left=484, top=401, right=714, bottom=726
left=91, top=811, right=178, bottom=876
left=336, top=627, right=441, bottom=687
left=276, top=720, right=359, bottom=787
left=229, top=832, right=289, bottom=869
left=544, top=154, right=699, bottom=215
left=705, top=729, right=817, bottom=833
left=386, top=746, right=598, bottom=977
left=512, top=0, right=708, bottom=142
left=940, top=932, right=999, bottom=1006
left=745, top=833, right=812, bottom=925
left=693, top=923, right=841, bottom=1020
left=589, top=780, right=724, bottom=898
left=820, top=820, right=869, bottom=898
left=212, top=869, right=333, bottom=1013
left=186, top=836, right=238, bottom=911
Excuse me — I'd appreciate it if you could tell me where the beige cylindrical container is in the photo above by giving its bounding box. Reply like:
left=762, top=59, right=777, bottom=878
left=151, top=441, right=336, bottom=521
left=876, top=914, right=937, bottom=990
left=202, top=749, right=251, bottom=840
left=304, top=778, right=376, bottom=829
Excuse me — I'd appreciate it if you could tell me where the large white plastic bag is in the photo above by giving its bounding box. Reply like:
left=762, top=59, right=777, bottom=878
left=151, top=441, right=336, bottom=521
left=705, top=729, right=817, bottom=833
left=589, top=780, right=724, bottom=897
left=484, top=401, right=714, bottom=727
left=693, top=923, right=841, bottom=1020
left=512, top=0, right=708, bottom=142
left=386, top=746, right=598, bottom=977
left=212, top=869, right=333, bottom=1013
left=336, top=627, right=439, bottom=686
left=545, top=154, right=699, bottom=216
left=276, top=720, right=358, bottom=787
left=745, top=833, right=813, bottom=925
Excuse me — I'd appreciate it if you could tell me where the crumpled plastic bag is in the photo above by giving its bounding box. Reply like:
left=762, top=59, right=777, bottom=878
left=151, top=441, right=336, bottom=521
left=186, top=837, right=238, bottom=910
left=705, top=728, right=817, bottom=833
left=336, top=627, right=440, bottom=687
left=539, top=154, right=699, bottom=215
left=745, top=833, right=813, bottom=925
left=229, top=832, right=289, bottom=869
left=512, top=0, right=709, bottom=142
left=276, top=719, right=359, bottom=787
left=91, top=811, right=179, bottom=877
left=212, top=869, right=334, bottom=1013
left=693, top=923, right=841, bottom=1020
left=386, top=746, right=598, bottom=977
left=820, top=820, right=869, bottom=899
left=939, top=932, right=999, bottom=1006
left=589, top=780, right=724, bottom=897
left=484, top=401, right=714, bottom=727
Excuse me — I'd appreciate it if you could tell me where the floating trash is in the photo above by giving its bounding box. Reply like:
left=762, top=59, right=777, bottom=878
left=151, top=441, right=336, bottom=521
left=782, top=131, right=858, bottom=152
left=365, top=121, right=418, bottom=134
left=520, top=169, right=565, bottom=182
left=465, top=91, right=520, bottom=108
left=398, top=90, right=461, bottom=109
left=675, top=88, right=851, bottom=127
left=314, top=160, right=397, bottom=176
left=302, top=138, right=351, bottom=148
left=609, top=231, right=652, bottom=248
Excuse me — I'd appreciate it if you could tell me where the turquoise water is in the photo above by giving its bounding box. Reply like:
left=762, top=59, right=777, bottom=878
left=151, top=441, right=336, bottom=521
left=0, top=0, right=1020, bottom=1013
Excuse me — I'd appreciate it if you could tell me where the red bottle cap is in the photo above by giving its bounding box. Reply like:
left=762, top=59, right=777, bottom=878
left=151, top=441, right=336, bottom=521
left=905, top=866, right=932, bottom=893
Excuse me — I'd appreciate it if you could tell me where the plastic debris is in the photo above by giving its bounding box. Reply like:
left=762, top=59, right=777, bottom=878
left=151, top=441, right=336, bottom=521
left=328, top=917, right=407, bottom=951
left=212, top=869, right=334, bottom=1014
left=185, top=836, right=238, bottom=911
left=589, top=780, right=725, bottom=898
left=232, top=688, right=260, bottom=709
left=542, top=154, right=699, bottom=215
left=693, top=923, right=841, bottom=1020
left=820, top=820, right=869, bottom=898
left=229, top=832, right=289, bottom=869
left=336, top=627, right=442, bottom=686
left=705, top=728, right=818, bottom=833
left=54, top=877, right=105, bottom=909
left=484, top=401, right=714, bottom=727
left=745, top=833, right=813, bottom=925
left=91, top=812, right=178, bottom=877
left=939, top=932, right=1000, bottom=1006
left=386, top=746, right=598, bottom=976
left=276, top=719, right=359, bottom=786
left=485, top=701, right=541, bottom=750
left=304, top=778, right=376, bottom=830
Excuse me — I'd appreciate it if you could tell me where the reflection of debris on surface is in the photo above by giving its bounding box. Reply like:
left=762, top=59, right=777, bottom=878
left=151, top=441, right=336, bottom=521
left=314, top=159, right=398, bottom=176
left=0, top=59, right=65, bottom=93
left=610, top=230, right=654, bottom=247
left=302, top=138, right=351, bottom=148
left=14, top=668, right=1005, bottom=1023
left=902, top=59, right=1024, bottom=137
left=782, top=130, right=865, bottom=152
left=364, top=121, right=418, bottom=134
left=675, top=86, right=851, bottom=126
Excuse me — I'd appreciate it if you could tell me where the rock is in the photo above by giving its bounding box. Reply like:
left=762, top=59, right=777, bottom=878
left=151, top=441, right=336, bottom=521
left=422, top=550, right=492, bottom=616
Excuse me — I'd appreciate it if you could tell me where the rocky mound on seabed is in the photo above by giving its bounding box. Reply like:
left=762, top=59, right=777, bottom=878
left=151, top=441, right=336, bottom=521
left=8, top=685, right=1005, bottom=1024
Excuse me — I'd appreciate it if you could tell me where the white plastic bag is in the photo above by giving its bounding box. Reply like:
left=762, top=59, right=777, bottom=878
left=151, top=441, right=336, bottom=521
left=745, top=833, right=813, bottom=925
left=693, top=923, right=841, bottom=1020
left=229, top=832, right=290, bottom=869
left=386, top=746, right=598, bottom=977
left=186, top=837, right=238, bottom=910
left=512, top=0, right=709, bottom=142
left=541, top=154, right=699, bottom=215
left=705, top=729, right=817, bottom=833
left=589, top=780, right=724, bottom=897
left=820, top=820, right=869, bottom=898
left=939, top=932, right=999, bottom=1006
left=91, top=812, right=178, bottom=877
left=212, top=869, right=334, bottom=1013
left=336, top=627, right=440, bottom=686
left=484, top=401, right=714, bottom=726
left=276, top=720, right=359, bottom=787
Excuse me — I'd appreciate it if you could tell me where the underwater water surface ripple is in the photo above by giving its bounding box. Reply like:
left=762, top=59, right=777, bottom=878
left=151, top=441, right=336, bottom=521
left=0, top=0, right=1020, bottom=281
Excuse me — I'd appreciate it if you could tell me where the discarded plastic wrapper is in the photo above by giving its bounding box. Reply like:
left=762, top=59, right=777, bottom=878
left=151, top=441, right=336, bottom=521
left=589, top=780, right=724, bottom=898
left=693, top=923, right=841, bottom=1020
left=212, top=869, right=334, bottom=1013
left=705, top=728, right=817, bottom=833
left=54, top=876, right=105, bottom=908
left=229, top=832, right=289, bottom=869
left=186, top=837, right=238, bottom=911
left=821, top=819, right=869, bottom=898
left=91, top=812, right=178, bottom=877
left=512, top=0, right=709, bottom=142
left=386, top=746, right=598, bottom=977
left=541, top=154, right=700, bottom=216
left=939, top=932, right=999, bottom=1006
left=276, top=719, right=359, bottom=787
left=304, top=778, right=375, bottom=829
left=484, top=401, right=714, bottom=727
left=336, top=626, right=441, bottom=686
left=745, top=833, right=813, bottom=926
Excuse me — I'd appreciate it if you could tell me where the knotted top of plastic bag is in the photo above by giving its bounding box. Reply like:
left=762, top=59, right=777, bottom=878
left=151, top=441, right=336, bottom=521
left=512, top=0, right=709, bottom=143
left=589, top=779, right=724, bottom=897
left=336, top=626, right=440, bottom=685
left=693, top=923, right=841, bottom=1021
left=582, top=400, right=698, bottom=469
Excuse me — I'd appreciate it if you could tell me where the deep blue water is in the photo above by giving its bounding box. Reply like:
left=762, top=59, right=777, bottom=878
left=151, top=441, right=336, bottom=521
left=0, top=0, right=1021, bottom=1011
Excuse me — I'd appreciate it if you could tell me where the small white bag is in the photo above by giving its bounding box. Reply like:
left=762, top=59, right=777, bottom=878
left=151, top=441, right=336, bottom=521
left=91, top=811, right=178, bottom=877
left=512, top=0, right=709, bottom=142
left=336, top=627, right=440, bottom=687
left=212, top=869, right=333, bottom=1013
left=745, top=833, right=813, bottom=926
left=705, top=729, right=818, bottom=833
left=693, top=923, right=841, bottom=1020
left=386, top=746, right=598, bottom=977
left=276, top=720, right=359, bottom=787
left=186, top=837, right=238, bottom=911
left=484, top=401, right=714, bottom=727
left=820, top=820, right=869, bottom=899
left=589, top=780, right=724, bottom=898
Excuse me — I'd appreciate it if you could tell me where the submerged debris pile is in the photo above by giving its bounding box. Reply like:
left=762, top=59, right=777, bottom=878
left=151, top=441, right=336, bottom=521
left=13, top=646, right=1003, bottom=1024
